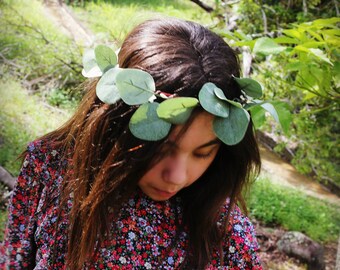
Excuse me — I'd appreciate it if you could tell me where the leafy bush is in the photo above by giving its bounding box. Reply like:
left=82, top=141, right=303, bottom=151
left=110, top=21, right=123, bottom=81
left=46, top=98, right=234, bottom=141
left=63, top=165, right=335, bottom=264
left=0, top=0, right=84, bottom=100
left=248, top=178, right=340, bottom=242
left=0, top=76, right=71, bottom=176
left=221, top=17, right=340, bottom=185
left=71, top=0, right=214, bottom=44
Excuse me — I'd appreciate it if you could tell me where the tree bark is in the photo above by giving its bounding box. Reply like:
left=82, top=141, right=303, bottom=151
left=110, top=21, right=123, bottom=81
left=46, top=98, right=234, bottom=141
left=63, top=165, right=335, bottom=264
left=0, top=166, right=16, bottom=190
left=333, top=0, right=339, bottom=17
left=302, top=0, right=308, bottom=16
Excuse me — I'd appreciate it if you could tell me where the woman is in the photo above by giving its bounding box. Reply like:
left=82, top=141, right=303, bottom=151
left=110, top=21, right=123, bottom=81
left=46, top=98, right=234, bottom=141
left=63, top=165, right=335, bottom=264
left=1, top=18, right=263, bottom=269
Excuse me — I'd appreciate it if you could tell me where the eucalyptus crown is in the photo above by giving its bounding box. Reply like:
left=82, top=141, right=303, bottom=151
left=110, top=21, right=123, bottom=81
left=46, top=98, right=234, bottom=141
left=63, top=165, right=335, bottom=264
left=82, top=45, right=289, bottom=145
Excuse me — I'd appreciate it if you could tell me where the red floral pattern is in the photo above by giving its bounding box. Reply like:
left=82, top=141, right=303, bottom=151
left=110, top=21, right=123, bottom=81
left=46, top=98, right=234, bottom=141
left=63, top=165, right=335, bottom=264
left=0, top=140, right=262, bottom=269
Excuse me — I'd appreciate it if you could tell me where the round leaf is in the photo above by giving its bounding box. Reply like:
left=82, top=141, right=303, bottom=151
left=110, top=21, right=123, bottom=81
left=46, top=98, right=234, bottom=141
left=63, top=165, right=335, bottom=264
left=129, top=103, right=171, bottom=141
left=233, top=77, right=263, bottom=98
left=116, top=69, right=156, bottom=105
left=157, top=97, right=198, bottom=124
left=96, top=68, right=121, bottom=104
left=214, top=87, right=243, bottom=108
left=213, top=106, right=250, bottom=145
left=82, top=66, right=102, bottom=78
left=82, top=49, right=102, bottom=77
left=94, top=45, right=117, bottom=72
left=199, top=83, right=229, bottom=117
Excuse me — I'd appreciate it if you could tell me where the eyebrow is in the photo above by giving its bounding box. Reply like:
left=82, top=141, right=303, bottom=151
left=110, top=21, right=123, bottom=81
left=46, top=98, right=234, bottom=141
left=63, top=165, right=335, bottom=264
left=196, top=138, right=220, bottom=149
left=166, top=138, right=220, bottom=150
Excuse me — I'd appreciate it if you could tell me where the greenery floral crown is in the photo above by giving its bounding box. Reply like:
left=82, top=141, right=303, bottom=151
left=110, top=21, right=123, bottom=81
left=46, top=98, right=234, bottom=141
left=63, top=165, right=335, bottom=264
left=82, top=45, right=289, bottom=145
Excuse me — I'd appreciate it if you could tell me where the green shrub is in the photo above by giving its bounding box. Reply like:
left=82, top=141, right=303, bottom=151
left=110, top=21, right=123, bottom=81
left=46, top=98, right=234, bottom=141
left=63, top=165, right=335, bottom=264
left=71, top=0, right=214, bottom=44
left=248, top=178, right=340, bottom=242
left=0, top=76, right=71, bottom=176
left=0, top=0, right=84, bottom=98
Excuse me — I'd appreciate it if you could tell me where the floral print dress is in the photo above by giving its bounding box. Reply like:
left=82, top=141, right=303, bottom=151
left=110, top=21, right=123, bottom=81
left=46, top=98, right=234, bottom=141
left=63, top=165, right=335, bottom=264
left=0, top=140, right=262, bottom=269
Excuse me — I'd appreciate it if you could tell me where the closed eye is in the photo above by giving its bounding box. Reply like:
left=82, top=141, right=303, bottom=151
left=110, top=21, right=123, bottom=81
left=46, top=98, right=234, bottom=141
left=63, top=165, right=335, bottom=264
left=194, top=151, right=214, bottom=159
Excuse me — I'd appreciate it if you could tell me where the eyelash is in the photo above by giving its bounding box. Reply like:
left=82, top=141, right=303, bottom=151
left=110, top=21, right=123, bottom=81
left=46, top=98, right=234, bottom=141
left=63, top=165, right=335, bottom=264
left=194, top=151, right=213, bottom=159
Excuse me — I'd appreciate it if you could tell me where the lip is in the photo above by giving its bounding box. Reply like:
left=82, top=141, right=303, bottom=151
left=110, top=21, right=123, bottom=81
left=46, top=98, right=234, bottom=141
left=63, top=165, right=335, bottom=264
left=152, top=187, right=177, bottom=198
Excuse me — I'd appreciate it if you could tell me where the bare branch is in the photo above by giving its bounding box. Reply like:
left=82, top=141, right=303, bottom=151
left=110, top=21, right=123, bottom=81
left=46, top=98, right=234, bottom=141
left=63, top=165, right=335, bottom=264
left=189, top=0, right=214, bottom=13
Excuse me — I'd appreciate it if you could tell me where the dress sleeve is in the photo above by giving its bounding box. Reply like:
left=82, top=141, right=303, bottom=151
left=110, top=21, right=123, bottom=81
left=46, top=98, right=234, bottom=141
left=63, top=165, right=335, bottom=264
left=207, top=202, right=262, bottom=269
left=224, top=205, right=262, bottom=269
left=0, top=141, right=46, bottom=269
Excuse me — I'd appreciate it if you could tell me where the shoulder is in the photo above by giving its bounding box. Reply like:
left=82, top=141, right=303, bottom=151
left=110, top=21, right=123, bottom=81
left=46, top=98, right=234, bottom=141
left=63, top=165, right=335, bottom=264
left=219, top=200, right=258, bottom=249
left=21, top=139, right=67, bottom=187
left=213, top=199, right=262, bottom=267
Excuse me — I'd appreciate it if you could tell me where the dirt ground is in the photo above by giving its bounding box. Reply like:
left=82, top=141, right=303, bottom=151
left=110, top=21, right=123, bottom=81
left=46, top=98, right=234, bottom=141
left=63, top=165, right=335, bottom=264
left=253, top=220, right=338, bottom=270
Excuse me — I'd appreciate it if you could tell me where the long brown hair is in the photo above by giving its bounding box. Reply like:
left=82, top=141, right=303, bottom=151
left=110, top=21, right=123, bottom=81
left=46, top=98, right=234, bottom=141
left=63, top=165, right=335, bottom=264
left=40, top=18, right=261, bottom=268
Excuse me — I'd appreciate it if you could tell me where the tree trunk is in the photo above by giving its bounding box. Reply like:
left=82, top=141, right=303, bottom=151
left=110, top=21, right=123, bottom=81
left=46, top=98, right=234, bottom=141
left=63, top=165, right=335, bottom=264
left=333, top=0, right=339, bottom=17
left=302, top=0, right=308, bottom=16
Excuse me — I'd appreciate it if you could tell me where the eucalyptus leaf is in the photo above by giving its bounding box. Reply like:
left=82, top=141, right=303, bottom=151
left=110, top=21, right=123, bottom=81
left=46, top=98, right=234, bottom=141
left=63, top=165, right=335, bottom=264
left=82, top=49, right=102, bottom=77
left=95, top=45, right=118, bottom=72
left=157, top=97, right=198, bottom=124
left=116, top=69, right=156, bottom=105
left=129, top=103, right=171, bottom=141
left=214, top=88, right=243, bottom=108
left=233, top=77, right=263, bottom=98
left=213, top=106, right=250, bottom=145
left=82, top=66, right=102, bottom=78
left=199, top=83, right=229, bottom=117
left=96, top=67, right=121, bottom=104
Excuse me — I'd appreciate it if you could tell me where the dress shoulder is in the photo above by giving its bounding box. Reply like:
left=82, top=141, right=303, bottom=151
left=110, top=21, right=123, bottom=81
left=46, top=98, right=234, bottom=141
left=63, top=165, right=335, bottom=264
left=208, top=199, right=263, bottom=269
left=24, top=139, right=65, bottom=187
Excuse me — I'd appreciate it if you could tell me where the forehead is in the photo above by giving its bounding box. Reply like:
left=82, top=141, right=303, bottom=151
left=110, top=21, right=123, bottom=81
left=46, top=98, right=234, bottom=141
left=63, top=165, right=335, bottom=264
left=168, top=111, right=217, bottom=149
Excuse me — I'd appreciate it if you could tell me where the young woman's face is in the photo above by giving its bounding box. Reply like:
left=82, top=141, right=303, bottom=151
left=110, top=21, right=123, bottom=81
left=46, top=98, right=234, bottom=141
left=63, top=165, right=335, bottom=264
left=138, top=111, right=221, bottom=201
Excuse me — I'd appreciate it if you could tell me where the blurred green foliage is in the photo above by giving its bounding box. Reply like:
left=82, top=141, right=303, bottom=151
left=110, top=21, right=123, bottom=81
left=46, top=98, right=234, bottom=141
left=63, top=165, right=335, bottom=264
left=219, top=8, right=340, bottom=185
left=70, top=0, right=214, bottom=45
left=0, top=0, right=84, bottom=99
left=248, top=178, right=340, bottom=242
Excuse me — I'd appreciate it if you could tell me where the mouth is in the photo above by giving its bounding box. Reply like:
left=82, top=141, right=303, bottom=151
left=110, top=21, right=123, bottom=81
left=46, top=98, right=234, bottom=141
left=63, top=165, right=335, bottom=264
left=152, top=187, right=177, bottom=198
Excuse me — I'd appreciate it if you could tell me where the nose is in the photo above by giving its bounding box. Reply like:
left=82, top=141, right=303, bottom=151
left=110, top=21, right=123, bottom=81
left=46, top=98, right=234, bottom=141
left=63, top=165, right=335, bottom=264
left=162, top=154, right=187, bottom=186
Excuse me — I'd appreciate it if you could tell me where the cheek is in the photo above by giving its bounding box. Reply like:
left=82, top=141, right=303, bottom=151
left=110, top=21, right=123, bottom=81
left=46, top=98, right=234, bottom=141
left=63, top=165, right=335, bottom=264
left=138, top=162, right=161, bottom=184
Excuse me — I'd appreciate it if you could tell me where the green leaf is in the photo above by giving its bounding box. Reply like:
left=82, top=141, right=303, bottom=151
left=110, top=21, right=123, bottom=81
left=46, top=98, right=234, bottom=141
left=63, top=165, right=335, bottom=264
left=213, top=106, right=250, bottom=145
left=285, top=61, right=306, bottom=72
left=96, top=67, right=121, bottom=104
left=198, top=83, right=229, bottom=117
left=253, top=37, right=286, bottom=56
left=274, top=36, right=298, bottom=44
left=82, top=49, right=102, bottom=77
left=233, top=77, right=263, bottom=98
left=249, top=105, right=266, bottom=129
left=283, top=29, right=306, bottom=41
left=313, top=18, right=340, bottom=27
left=129, top=103, right=171, bottom=141
left=233, top=40, right=256, bottom=48
left=157, top=97, right=198, bottom=124
left=213, top=87, right=242, bottom=108
left=115, top=69, right=156, bottom=105
left=309, top=48, right=333, bottom=66
left=94, top=45, right=117, bottom=73
left=250, top=101, right=291, bottom=134
left=333, top=61, right=340, bottom=88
